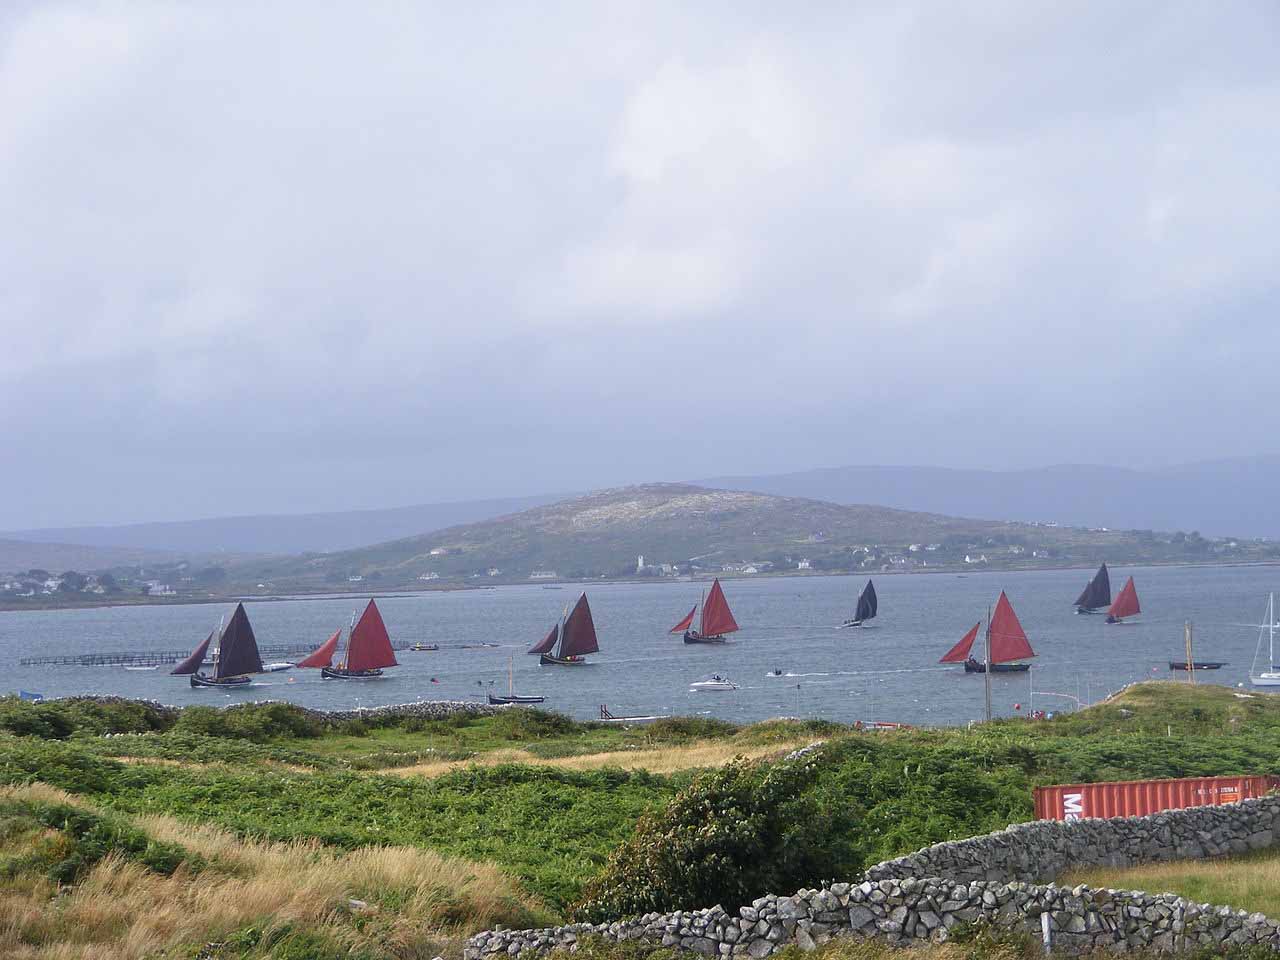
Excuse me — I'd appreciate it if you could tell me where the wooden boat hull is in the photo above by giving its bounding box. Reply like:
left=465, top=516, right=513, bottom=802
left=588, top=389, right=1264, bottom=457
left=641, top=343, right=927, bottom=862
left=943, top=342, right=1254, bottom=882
left=539, top=654, right=586, bottom=666
left=321, top=667, right=385, bottom=680
left=1169, top=661, right=1226, bottom=671
left=683, top=631, right=726, bottom=644
left=488, top=693, right=545, bottom=705
left=1075, top=607, right=1105, bottom=615
left=1105, top=616, right=1135, bottom=624
left=190, top=673, right=251, bottom=688
left=840, top=620, right=865, bottom=629
left=963, top=661, right=1030, bottom=673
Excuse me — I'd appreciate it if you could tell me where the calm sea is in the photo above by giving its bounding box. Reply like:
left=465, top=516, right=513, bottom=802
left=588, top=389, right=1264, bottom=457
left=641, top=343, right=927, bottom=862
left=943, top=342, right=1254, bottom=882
left=2, top=564, right=1277, bottom=727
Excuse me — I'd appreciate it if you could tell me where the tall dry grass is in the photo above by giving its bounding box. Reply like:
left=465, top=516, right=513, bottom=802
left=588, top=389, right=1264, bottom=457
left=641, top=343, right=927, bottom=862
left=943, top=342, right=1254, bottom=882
left=385, top=738, right=813, bottom=779
left=0, top=785, right=551, bottom=960
left=1064, top=847, right=1280, bottom=919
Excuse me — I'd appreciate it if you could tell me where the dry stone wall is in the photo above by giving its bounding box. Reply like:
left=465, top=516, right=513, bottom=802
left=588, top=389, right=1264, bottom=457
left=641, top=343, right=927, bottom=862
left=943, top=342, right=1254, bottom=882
left=467, top=795, right=1280, bottom=958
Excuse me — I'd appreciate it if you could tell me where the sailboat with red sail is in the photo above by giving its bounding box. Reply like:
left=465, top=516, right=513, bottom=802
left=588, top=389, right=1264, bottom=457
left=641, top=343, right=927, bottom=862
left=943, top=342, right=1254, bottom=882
left=939, top=591, right=1036, bottom=673
left=1106, top=576, right=1140, bottom=624
left=296, top=599, right=399, bottom=679
left=175, top=603, right=263, bottom=688
left=529, top=592, right=599, bottom=665
left=673, top=578, right=739, bottom=644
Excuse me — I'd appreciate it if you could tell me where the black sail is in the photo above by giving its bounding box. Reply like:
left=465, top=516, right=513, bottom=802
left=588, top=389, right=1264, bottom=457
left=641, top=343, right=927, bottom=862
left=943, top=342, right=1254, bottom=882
left=1074, top=563, right=1112, bottom=610
left=558, top=593, right=599, bottom=658
left=854, top=579, right=878, bottom=622
left=172, top=631, right=213, bottom=675
left=214, top=603, right=263, bottom=678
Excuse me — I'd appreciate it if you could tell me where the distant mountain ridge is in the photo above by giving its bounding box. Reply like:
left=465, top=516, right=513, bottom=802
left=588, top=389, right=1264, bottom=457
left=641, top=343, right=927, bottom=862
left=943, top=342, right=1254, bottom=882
left=0, top=539, right=186, bottom=573
left=233, top=482, right=1248, bottom=593
left=4, top=493, right=564, bottom=557
left=704, top=457, right=1280, bottom=539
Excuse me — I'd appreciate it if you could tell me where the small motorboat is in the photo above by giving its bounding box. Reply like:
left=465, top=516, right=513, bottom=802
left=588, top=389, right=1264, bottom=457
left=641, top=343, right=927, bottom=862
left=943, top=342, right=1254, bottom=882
left=408, top=642, right=439, bottom=652
left=766, top=669, right=784, bottom=678
left=262, top=662, right=294, bottom=672
left=690, top=674, right=738, bottom=692
left=124, top=665, right=159, bottom=671
left=1169, top=661, right=1227, bottom=671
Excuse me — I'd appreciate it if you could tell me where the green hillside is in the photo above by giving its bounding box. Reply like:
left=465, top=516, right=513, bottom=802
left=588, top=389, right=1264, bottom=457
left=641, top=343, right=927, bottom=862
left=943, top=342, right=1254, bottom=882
left=229, top=483, right=1273, bottom=593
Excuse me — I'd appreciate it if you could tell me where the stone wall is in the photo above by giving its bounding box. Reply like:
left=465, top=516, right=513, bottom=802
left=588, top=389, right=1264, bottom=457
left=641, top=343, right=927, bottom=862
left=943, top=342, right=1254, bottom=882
left=865, top=795, right=1280, bottom=884
left=466, top=796, right=1280, bottom=958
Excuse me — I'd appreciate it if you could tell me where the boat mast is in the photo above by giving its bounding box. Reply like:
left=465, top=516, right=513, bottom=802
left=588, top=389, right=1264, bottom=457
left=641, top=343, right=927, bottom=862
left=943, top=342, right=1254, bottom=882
left=509, top=655, right=514, bottom=695
left=341, top=610, right=356, bottom=669
left=699, top=589, right=706, bottom=636
left=984, top=604, right=993, bottom=722
left=1264, top=591, right=1274, bottom=670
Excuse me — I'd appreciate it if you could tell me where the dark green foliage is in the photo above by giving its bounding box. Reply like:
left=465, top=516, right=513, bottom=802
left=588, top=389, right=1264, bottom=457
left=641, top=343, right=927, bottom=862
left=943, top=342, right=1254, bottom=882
left=0, top=797, right=195, bottom=884
left=0, top=695, right=174, bottom=739
left=573, top=755, right=858, bottom=921
left=174, top=702, right=323, bottom=742
left=639, top=716, right=738, bottom=743
left=484, top=708, right=579, bottom=742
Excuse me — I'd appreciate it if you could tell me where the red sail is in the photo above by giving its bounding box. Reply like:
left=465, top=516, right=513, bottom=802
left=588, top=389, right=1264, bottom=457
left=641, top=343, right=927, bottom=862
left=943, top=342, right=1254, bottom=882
left=700, top=579, right=739, bottom=636
left=939, top=622, right=981, bottom=663
left=1109, top=577, right=1141, bottom=619
left=528, top=623, right=559, bottom=655
left=296, top=629, right=341, bottom=668
left=669, top=605, right=697, bottom=634
left=345, top=600, right=399, bottom=672
left=559, top=593, right=600, bottom=657
left=989, top=591, right=1036, bottom=663
left=171, top=631, right=213, bottom=675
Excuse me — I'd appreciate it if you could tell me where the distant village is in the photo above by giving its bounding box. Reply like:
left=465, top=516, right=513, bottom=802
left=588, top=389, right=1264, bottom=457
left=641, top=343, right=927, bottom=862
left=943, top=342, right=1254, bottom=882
left=1, top=526, right=1271, bottom=608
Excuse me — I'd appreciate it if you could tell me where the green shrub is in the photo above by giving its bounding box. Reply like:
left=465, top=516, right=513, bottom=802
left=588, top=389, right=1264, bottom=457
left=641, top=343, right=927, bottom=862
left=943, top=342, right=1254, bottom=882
left=0, top=797, right=196, bottom=884
left=640, top=716, right=738, bottom=744
left=0, top=697, right=175, bottom=739
left=486, top=709, right=579, bottom=742
left=572, top=755, right=858, bottom=921
left=173, top=703, right=322, bottom=742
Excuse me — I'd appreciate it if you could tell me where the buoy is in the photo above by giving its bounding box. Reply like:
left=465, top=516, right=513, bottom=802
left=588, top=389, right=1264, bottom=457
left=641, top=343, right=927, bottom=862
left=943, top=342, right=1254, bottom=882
left=1014, top=702, right=1022, bottom=711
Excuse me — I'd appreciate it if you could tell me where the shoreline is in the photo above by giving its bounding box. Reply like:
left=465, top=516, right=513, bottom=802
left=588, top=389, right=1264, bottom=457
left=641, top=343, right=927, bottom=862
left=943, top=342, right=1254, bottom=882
left=4, top=556, right=1280, bottom=614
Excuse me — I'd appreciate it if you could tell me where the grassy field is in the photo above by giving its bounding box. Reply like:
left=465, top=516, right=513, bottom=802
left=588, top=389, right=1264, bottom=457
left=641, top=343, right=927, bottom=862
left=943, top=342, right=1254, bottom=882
left=3, top=683, right=1280, bottom=957
left=1064, top=847, right=1280, bottom=919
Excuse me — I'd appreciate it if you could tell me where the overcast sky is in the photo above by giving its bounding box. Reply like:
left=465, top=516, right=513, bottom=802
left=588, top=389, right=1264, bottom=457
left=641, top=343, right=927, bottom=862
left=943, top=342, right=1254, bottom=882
left=2, top=2, right=1278, bottom=528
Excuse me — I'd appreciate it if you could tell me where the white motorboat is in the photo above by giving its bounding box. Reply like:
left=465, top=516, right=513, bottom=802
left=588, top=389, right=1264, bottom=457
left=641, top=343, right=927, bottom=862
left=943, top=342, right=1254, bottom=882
left=690, top=674, right=738, bottom=692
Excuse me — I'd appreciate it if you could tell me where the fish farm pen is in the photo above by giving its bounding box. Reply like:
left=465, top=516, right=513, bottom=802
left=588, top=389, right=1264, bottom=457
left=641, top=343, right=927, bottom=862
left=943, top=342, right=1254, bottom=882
left=20, top=640, right=423, bottom=667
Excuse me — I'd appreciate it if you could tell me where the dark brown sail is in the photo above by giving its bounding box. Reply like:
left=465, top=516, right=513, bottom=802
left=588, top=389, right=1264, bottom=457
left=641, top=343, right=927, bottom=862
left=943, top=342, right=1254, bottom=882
left=172, top=631, right=213, bottom=675
left=558, top=593, right=599, bottom=658
left=528, top=623, right=559, bottom=655
left=1074, top=563, right=1111, bottom=611
left=214, top=602, right=263, bottom=679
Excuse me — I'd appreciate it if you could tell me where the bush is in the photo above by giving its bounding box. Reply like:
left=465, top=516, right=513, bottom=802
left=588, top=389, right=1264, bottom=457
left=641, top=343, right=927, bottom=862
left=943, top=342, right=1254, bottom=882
left=572, top=755, right=858, bottom=921
left=641, top=716, right=738, bottom=744
left=173, top=702, right=323, bottom=742
left=0, top=797, right=196, bottom=884
left=0, top=696, right=174, bottom=739
left=486, top=709, right=578, bottom=742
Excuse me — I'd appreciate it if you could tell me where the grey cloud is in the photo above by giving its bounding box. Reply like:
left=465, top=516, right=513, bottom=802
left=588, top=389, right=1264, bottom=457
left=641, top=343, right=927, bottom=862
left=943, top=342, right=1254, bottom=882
left=1, top=2, right=1277, bottom=527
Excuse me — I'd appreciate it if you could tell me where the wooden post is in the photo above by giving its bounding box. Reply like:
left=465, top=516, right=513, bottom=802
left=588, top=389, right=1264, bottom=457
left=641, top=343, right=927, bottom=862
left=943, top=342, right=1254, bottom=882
left=1185, top=621, right=1195, bottom=685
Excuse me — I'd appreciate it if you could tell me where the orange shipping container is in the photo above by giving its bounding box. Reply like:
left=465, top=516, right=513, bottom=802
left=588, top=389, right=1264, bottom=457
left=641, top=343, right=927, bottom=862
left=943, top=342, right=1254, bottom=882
left=1033, top=775, right=1277, bottom=821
